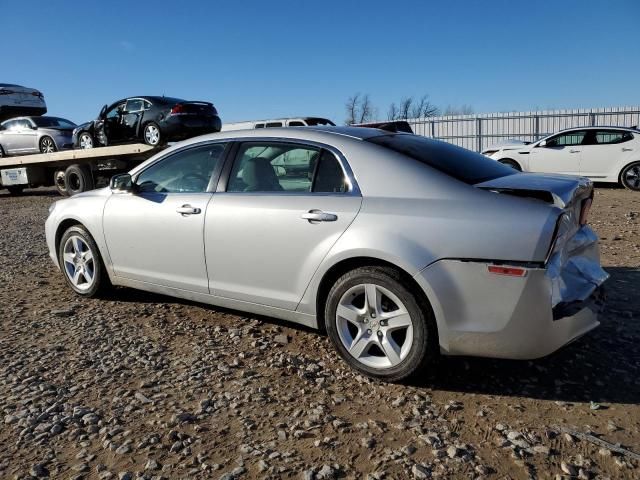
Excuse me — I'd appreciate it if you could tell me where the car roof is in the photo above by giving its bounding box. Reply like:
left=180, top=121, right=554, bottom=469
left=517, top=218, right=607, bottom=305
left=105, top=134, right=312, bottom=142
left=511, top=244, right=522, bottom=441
left=203, top=125, right=395, bottom=142
left=555, top=125, right=638, bottom=133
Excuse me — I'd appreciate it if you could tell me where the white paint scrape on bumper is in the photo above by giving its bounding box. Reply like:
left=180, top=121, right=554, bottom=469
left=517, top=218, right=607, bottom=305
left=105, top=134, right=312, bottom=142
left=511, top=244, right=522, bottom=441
left=414, top=238, right=607, bottom=360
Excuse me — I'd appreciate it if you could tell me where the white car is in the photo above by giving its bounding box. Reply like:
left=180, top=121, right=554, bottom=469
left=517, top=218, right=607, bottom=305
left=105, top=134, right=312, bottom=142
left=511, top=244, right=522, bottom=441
left=482, top=126, right=640, bottom=191
left=0, top=83, right=46, bottom=123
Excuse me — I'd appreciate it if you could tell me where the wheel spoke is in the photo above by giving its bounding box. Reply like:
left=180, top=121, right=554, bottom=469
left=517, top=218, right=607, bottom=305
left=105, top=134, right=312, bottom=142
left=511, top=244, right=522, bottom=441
left=364, top=284, right=380, bottom=316
left=72, top=237, right=82, bottom=253
left=82, top=250, right=93, bottom=264
left=72, top=268, right=83, bottom=285
left=63, top=252, right=75, bottom=265
left=337, top=304, right=361, bottom=325
left=380, top=335, right=402, bottom=366
left=349, top=332, right=373, bottom=358
left=383, top=312, right=412, bottom=330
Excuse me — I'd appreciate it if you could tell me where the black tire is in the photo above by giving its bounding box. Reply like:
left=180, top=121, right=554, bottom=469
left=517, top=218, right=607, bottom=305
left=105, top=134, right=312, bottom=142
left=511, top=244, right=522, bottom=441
left=0, top=145, right=5, bottom=157
left=54, top=170, right=69, bottom=196
left=142, top=122, right=162, bottom=146
left=498, top=158, right=522, bottom=171
left=64, top=164, right=94, bottom=196
left=39, top=136, right=57, bottom=154
left=6, top=186, right=24, bottom=195
left=620, top=162, right=640, bottom=191
left=78, top=132, right=95, bottom=149
left=324, top=266, right=438, bottom=382
left=58, top=225, right=109, bottom=297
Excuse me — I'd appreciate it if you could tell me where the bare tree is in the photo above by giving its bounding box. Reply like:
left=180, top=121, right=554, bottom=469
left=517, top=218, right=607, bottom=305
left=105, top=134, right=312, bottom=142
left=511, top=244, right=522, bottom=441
left=410, top=95, right=439, bottom=118
left=443, top=104, right=474, bottom=116
left=387, top=95, right=439, bottom=121
left=387, top=102, right=399, bottom=121
left=344, top=93, right=376, bottom=124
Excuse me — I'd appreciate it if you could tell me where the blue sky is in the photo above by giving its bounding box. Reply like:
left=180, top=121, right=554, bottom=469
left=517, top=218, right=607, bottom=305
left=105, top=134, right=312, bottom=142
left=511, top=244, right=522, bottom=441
left=5, top=0, right=640, bottom=124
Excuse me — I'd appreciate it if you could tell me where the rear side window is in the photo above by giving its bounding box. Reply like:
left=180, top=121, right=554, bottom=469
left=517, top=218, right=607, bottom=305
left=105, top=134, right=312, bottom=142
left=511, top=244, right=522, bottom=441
left=288, top=121, right=305, bottom=127
left=266, top=122, right=283, bottom=128
left=368, top=134, right=514, bottom=185
left=593, top=130, right=633, bottom=144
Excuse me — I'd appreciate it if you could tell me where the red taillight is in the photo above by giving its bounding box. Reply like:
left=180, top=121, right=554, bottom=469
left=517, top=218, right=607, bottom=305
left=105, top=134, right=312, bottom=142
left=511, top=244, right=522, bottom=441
left=579, top=197, right=592, bottom=226
left=487, top=265, right=527, bottom=277
left=170, top=104, right=184, bottom=115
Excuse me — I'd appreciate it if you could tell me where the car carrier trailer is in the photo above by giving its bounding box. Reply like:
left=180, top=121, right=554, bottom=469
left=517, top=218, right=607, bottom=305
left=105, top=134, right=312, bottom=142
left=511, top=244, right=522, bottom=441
left=0, top=144, right=163, bottom=196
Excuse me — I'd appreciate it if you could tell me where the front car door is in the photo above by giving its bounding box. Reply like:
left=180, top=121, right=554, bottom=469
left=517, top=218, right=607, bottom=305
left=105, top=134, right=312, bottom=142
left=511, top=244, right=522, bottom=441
left=103, top=141, right=229, bottom=293
left=121, top=98, right=145, bottom=140
left=579, top=129, right=635, bottom=180
left=528, top=130, right=586, bottom=175
left=205, top=140, right=362, bottom=310
left=2, top=119, right=37, bottom=154
left=102, top=102, right=126, bottom=144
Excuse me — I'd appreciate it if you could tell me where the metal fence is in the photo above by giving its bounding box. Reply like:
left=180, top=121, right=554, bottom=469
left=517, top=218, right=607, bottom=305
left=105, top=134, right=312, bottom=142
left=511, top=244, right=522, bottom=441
left=407, top=107, right=640, bottom=152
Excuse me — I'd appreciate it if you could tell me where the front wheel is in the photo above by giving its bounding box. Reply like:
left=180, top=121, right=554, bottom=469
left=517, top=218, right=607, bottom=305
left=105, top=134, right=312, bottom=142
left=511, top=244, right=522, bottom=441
left=58, top=225, right=109, bottom=297
left=40, top=136, right=57, bottom=154
left=498, top=158, right=522, bottom=171
left=621, top=162, right=640, bottom=191
left=143, top=122, right=162, bottom=146
left=78, top=132, right=94, bottom=149
left=325, top=266, right=437, bottom=382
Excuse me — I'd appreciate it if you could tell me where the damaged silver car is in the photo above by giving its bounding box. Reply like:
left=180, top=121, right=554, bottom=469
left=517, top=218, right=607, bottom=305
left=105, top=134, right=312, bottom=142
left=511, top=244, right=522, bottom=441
left=44, top=127, right=608, bottom=381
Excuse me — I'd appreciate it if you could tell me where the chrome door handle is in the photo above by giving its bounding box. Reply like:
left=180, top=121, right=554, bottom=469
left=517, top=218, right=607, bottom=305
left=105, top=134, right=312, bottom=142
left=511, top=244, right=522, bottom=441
left=622, top=147, right=633, bottom=152
left=301, top=210, right=337, bottom=222
left=176, top=204, right=201, bottom=215
left=569, top=149, right=580, bottom=153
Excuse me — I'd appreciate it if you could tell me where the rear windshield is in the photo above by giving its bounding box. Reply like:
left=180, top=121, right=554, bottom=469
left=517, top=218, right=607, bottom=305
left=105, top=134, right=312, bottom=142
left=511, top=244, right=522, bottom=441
left=368, top=134, right=514, bottom=185
left=32, top=117, right=76, bottom=128
left=305, top=118, right=335, bottom=126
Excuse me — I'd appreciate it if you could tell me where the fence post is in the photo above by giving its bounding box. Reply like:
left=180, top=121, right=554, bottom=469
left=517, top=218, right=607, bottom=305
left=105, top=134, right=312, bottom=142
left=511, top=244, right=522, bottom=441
left=535, top=115, right=540, bottom=140
left=589, top=112, right=596, bottom=126
left=430, top=121, right=435, bottom=138
left=476, top=117, right=482, bottom=152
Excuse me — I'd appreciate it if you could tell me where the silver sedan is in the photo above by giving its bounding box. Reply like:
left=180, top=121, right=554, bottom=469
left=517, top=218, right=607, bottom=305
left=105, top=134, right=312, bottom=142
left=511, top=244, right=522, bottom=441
left=44, top=127, right=608, bottom=381
left=0, top=116, right=76, bottom=156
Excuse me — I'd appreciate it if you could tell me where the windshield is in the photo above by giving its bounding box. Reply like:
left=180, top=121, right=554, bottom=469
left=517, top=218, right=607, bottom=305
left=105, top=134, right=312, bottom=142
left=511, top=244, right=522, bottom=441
left=368, top=134, right=515, bottom=185
left=32, top=117, right=76, bottom=128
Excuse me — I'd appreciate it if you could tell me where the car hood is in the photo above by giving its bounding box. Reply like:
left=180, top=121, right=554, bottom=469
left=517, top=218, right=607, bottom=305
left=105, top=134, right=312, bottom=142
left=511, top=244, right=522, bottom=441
left=476, top=173, right=592, bottom=208
left=73, top=121, right=94, bottom=132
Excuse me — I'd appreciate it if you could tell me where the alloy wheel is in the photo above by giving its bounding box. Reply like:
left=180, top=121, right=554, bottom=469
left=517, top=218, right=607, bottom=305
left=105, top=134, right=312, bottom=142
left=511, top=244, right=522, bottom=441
left=336, top=283, right=414, bottom=369
left=623, top=165, right=640, bottom=191
left=79, top=133, right=94, bottom=149
left=62, top=235, right=96, bottom=291
left=144, top=125, right=160, bottom=145
left=41, top=137, right=55, bottom=153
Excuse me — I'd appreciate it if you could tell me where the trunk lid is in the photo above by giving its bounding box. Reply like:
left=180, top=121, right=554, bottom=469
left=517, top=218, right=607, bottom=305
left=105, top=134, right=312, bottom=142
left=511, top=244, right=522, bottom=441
left=475, top=172, right=593, bottom=208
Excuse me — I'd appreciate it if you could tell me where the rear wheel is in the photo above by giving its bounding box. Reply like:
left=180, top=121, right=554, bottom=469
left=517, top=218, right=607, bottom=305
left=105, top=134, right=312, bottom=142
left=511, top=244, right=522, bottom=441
left=498, top=158, right=522, bottom=171
left=621, top=162, right=640, bottom=191
left=58, top=225, right=109, bottom=297
left=325, top=266, right=438, bottom=382
left=39, top=136, right=57, bottom=154
left=54, top=170, right=69, bottom=196
left=143, top=122, right=162, bottom=146
left=65, top=164, right=94, bottom=196
left=78, top=132, right=94, bottom=149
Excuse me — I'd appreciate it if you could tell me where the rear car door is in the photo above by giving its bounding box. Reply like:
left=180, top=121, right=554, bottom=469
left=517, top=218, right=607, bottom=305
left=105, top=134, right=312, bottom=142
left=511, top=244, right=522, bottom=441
left=528, top=130, right=585, bottom=175
left=103, top=142, right=229, bottom=293
left=579, top=129, right=635, bottom=179
left=205, top=140, right=362, bottom=310
left=4, top=119, right=37, bottom=153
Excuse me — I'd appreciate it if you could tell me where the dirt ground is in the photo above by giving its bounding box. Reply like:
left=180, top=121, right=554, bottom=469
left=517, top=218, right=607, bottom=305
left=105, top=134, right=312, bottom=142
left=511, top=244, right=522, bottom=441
left=0, top=186, right=638, bottom=480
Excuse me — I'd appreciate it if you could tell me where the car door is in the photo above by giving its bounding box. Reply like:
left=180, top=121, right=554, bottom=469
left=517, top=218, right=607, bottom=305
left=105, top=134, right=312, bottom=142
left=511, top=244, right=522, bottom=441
left=103, top=141, right=229, bottom=293
left=102, top=102, right=126, bottom=143
left=121, top=98, right=145, bottom=140
left=528, top=130, right=585, bottom=175
left=579, top=129, right=635, bottom=179
left=205, top=140, right=362, bottom=310
left=3, top=119, right=37, bottom=154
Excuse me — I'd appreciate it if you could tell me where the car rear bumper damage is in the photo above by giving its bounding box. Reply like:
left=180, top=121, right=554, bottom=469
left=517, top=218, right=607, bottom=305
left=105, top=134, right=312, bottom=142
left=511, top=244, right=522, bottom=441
left=414, top=225, right=608, bottom=360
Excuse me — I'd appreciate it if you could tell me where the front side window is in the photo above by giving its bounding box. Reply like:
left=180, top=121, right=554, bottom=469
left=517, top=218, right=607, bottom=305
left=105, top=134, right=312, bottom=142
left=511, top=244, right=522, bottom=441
left=227, top=142, right=348, bottom=193
left=106, top=103, right=124, bottom=119
left=593, top=130, right=633, bottom=145
left=546, top=131, right=587, bottom=147
left=136, top=143, right=227, bottom=193
left=265, top=122, right=283, bottom=128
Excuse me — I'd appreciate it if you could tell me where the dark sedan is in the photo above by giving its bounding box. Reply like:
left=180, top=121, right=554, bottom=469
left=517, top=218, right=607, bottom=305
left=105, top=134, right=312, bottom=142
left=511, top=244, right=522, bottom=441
left=73, top=96, right=221, bottom=149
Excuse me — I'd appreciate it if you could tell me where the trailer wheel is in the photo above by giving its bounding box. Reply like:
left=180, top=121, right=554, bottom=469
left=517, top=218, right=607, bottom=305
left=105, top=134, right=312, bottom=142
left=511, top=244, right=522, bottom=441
left=54, top=170, right=69, bottom=196
left=7, top=186, right=24, bottom=195
left=65, top=164, right=94, bottom=196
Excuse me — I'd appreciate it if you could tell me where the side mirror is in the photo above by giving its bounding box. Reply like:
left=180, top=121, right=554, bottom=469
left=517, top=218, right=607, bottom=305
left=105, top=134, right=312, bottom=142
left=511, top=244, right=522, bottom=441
left=538, top=140, right=547, bottom=147
left=110, top=173, right=135, bottom=192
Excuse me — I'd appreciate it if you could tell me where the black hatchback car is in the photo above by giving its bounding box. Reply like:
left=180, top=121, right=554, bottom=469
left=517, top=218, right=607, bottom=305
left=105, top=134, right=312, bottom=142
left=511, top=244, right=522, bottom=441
left=72, top=96, right=221, bottom=149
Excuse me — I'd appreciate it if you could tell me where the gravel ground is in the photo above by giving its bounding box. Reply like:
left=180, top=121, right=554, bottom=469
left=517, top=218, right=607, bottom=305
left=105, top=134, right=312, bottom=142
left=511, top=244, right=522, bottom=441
left=0, top=186, right=638, bottom=480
